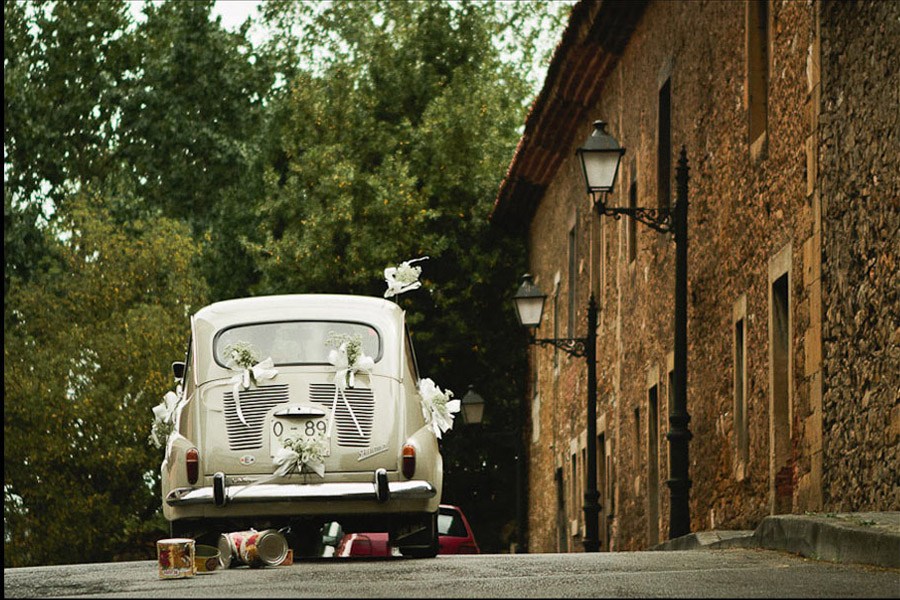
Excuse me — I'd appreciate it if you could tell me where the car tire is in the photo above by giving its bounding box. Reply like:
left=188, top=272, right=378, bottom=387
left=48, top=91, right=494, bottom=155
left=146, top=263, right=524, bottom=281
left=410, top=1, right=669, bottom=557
left=399, top=511, right=439, bottom=558
left=286, top=521, right=322, bottom=558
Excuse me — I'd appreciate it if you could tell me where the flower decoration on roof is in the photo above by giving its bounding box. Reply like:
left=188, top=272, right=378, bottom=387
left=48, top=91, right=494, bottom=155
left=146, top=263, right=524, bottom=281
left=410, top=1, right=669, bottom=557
left=384, top=256, right=429, bottom=298
left=418, top=378, right=460, bottom=439
left=224, top=341, right=279, bottom=427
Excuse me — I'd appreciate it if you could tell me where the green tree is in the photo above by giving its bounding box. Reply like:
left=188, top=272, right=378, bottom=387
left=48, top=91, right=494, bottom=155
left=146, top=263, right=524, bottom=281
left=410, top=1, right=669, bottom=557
left=3, top=0, right=134, bottom=296
left=4, top=190, right=208, bottom=567
left=116, top=0, right=278, bottom=300
left=253, top=0, right=570, bottom=552
left=3, top=0, right=571, bottom=562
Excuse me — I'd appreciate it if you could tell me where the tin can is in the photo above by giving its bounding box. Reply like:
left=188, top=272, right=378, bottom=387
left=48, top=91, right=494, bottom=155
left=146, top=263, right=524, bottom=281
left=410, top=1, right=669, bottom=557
left=157, top=538, right=195, bottom=579
left=238, top=529, right=289, bottom=568
left=279, top=548, right=294, bottom=566
left=217, top=530, right=255, bottom=569
left=194, top=544, right=221, bottom=574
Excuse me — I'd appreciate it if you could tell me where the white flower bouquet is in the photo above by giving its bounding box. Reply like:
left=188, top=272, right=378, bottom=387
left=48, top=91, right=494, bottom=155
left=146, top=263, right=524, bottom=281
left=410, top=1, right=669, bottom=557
left=418, top=378, right=460, bottom=439
left=384, top=256, right=429, bottom=298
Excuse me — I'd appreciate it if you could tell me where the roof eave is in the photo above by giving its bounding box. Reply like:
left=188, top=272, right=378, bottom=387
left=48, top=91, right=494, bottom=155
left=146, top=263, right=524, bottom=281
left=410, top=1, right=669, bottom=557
left=491, top=0, right=648, bottom=233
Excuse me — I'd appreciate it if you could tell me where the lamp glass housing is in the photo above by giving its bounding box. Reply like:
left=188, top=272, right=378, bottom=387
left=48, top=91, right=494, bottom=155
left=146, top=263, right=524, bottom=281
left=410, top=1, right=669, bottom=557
left=461, top=387, right=485, bottom=425
left=576, top=120, right=625, bottom=194
left=513, top=274, right=546, bottom=328
left=579, top=150, right=622, bottom=193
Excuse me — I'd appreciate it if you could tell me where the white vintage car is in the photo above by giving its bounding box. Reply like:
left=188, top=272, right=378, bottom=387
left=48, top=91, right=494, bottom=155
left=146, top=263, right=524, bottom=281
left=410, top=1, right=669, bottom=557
left=161, top=294, right=442, bottom=557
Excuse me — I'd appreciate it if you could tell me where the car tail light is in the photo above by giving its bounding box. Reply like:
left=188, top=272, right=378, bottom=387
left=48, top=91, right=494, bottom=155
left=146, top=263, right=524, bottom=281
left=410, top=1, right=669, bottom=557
left=186, top=447, right=200, bottom=484
left=401, top=444, right=416, bottom=479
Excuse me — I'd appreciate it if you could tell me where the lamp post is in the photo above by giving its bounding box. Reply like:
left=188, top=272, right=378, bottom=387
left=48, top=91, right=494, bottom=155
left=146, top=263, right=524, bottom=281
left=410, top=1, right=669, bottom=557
left=461, top=386, right=527, bottom=553
left=513, top=277, right=601, bottom=552
left=576, top=120, right=693, bottom=540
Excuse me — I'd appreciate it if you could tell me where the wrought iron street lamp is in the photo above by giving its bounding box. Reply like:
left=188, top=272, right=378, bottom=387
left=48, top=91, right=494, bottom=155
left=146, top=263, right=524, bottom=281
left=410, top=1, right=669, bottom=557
left=576, top=121, right=693, bottom=540
left=513, top=275, right=602, bottom=552
left=576, top=120, right=625, bottom=196
left=461, top=386, right=485, bottom=426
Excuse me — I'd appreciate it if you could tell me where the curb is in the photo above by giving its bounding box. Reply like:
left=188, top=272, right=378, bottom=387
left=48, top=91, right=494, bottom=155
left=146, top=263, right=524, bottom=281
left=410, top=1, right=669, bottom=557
left=651, top=530, right=755, bottom=552
left=752, top=513, right=900, bottom=570
left=651, top=512, right=900, bottom=570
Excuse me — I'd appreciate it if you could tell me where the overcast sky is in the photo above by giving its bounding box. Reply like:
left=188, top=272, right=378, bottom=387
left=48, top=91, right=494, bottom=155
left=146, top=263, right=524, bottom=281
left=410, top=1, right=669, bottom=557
left=129, top=0, right=265, bottom=41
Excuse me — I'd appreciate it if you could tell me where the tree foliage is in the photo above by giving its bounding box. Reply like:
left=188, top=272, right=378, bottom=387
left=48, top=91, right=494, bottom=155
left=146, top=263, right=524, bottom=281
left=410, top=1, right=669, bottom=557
left=4, top=190, right=208, bottom=567
left=248, top=0, right=571, bottom=551
left=3, top=0, right=571, bottom=563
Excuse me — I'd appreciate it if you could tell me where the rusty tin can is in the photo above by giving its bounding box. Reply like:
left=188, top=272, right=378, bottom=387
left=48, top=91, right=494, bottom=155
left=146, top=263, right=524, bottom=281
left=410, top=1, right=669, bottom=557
left=157, top=538, right=195, bottom=579
left=238, top=529, right=289, bottom=568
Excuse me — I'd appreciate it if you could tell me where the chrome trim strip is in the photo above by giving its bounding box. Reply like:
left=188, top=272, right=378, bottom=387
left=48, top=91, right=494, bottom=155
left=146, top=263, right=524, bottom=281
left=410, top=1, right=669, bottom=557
left=273, top=406, right=327, bottom=418
left=166, top=480, right=436, bottom=506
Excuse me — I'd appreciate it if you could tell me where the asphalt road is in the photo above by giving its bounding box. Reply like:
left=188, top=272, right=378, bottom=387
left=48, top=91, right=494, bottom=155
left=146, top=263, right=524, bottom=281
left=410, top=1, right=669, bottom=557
left=5, top=548, right=899, bottom=598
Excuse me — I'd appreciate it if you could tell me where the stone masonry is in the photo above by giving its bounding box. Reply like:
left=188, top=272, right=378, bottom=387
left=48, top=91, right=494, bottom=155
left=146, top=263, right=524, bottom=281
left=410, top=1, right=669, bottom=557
left=493, top=0, right=899, bottom=553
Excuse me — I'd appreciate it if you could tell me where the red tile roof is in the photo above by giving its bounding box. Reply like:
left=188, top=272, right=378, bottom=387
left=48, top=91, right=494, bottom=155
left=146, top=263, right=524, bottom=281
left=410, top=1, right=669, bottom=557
left=491, top=0, right=647, bottom=232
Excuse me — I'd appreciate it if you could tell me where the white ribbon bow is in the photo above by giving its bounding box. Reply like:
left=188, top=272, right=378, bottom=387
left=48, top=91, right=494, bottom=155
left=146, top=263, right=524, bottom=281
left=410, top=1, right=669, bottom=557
left=227, top=357, right=279, bottom=427
left=418, top=378, right=460, bottom=439
left=151, top=390, right=181, bottom=448
left=273, top=445, right=326, bottom=479
left=327, top=343, right=374, bottom=437
left=232, top=436, right=328, bottom=500
left=384, top=256, right=429, bottom=298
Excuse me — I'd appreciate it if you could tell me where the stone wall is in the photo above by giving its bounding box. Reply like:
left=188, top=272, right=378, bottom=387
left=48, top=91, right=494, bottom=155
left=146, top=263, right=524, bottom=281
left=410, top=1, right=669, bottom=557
left=521, top=0, right=898, bottom=554
left=818, top=0, right=900, bottom=511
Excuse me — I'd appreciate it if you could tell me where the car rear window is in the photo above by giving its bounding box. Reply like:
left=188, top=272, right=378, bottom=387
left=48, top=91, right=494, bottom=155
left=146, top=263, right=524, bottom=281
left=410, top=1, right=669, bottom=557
left=214, top=321, right=381, bottom=367
left=438, top=509, right=468, bottom=537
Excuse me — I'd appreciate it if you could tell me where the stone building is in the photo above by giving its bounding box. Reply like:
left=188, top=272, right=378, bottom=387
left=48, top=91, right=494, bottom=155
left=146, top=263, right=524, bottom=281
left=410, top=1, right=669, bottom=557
left=492, top=0, right=898, bottom=553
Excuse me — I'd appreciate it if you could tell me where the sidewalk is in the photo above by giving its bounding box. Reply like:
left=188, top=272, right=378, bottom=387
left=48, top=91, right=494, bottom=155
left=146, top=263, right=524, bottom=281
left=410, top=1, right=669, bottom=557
left=651, top=511, right=900, bottom=570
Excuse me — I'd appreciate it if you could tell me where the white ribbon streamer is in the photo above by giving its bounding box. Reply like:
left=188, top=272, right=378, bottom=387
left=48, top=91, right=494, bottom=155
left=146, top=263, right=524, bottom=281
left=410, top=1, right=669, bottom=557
left=384, top=256, right=429, bottom=298
left=226, top=357, right=279, bottom=427
left=327, top=344, right=373, bottom=437
left=418, top=378, right=460, bottom=439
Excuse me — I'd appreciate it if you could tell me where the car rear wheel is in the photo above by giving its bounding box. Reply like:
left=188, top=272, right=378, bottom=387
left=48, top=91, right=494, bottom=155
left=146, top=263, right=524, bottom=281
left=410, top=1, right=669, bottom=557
left=398, top=511, right=439, bottom=558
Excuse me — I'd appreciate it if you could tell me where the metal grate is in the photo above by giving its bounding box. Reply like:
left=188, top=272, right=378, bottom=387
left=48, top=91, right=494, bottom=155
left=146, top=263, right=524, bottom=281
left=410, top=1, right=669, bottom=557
left=224, top=384, right=290, bottom=451
left=309, top=383, right=375, bottom=447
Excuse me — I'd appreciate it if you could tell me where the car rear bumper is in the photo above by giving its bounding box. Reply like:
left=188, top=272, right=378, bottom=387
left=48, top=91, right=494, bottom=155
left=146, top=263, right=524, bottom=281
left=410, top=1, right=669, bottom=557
left=166, top=480, right=436, bottom=506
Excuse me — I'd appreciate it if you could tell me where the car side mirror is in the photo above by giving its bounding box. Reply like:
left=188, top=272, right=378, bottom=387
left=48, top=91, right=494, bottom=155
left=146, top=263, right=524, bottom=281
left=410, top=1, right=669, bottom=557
left=171, top=361, right=185, bottom=381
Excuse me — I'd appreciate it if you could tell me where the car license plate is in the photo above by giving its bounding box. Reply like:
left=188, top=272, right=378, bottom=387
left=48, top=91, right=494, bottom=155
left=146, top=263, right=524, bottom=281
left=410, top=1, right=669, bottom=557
left=270, top=418, right=331, bottom=457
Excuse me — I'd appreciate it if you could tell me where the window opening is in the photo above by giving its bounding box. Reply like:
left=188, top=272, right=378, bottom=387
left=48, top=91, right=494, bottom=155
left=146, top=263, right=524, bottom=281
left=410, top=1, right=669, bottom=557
left=747, top=0, right=769, bottom=148
left=647, top=385, right=660, bottom=546
left=657, top=78, right=672, bottom=210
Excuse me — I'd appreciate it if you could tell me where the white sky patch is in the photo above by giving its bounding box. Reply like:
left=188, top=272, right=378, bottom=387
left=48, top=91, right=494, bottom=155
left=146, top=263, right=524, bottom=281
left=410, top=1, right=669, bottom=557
left=128, top=0, right=266, bottom=45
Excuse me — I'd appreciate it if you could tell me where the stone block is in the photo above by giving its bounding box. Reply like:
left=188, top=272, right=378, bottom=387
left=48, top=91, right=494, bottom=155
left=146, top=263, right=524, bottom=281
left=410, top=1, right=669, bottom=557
left=802, top=236, right=814, bottom=287
left=804, top=322, right=822, bottom=377
left=804, top=410, right=823, bottom=458
left=803, top=235, right=822, bottom=288
left=810, top=371, right=823, bottom=423
left=890, top=404, right=900, bottom=445
left=806, top=134, right=817, bottom=197
left=809, top=279, right=822, bottom=329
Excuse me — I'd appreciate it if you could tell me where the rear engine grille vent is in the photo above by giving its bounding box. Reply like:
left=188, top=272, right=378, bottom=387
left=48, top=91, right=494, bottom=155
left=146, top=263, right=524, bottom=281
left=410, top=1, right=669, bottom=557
left=309, top=383, right=375, bottom=447
left=224, top=384, right=290, bottom=451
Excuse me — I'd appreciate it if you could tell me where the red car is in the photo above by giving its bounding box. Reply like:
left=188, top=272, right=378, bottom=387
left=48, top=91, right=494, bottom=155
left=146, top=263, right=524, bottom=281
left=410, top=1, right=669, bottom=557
left=337, top=504, right=479, bottom=557
left=436, top=504, right=480, bottom=554
left=336, top=532, right=394, bottom=557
